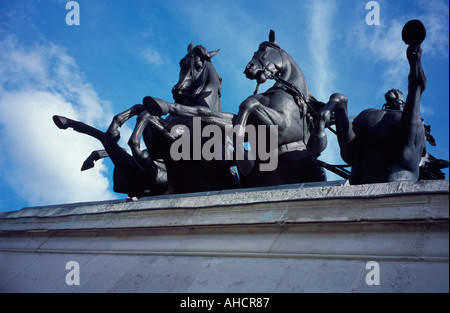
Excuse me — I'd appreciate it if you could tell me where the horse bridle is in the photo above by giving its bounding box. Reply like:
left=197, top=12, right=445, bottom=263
left=255, top=43, right=337, bottom=135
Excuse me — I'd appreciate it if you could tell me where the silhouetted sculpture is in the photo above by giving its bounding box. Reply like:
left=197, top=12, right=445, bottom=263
left=315, top=20, right=431, bottom=185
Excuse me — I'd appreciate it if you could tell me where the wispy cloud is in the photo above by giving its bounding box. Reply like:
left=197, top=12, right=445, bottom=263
left=143, top=45, right=165, bottom=66
left=0, top=34, right=119, bottom=207
left=352, top=18, right=410, bottom=94
left=303, top=0, right=345, bottom=179
left=307, top=0, right=337, bottom=101
left=418, top=0, right=449, bottom=58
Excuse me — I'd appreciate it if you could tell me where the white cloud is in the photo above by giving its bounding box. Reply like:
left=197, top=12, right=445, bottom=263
left=0, top=34, right=119, bottom=206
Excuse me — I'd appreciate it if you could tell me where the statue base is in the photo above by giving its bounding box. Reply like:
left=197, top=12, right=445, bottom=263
left=0, top=180, right=448, bottom=293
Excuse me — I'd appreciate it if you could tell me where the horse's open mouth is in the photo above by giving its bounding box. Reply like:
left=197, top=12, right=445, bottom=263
left=255, top=71, right=267, bottom=84
left=244, top=66, right=267, bottom=84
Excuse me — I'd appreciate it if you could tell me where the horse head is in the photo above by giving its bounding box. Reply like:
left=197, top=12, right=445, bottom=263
left=244, top=30, right=284, bottom=85
left=172, top=43, right=222, bottom=111
left=244, top=30, right=318, bottom=111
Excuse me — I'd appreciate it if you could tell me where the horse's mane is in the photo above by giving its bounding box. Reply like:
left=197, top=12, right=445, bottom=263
left=278, top=48, right=327, bottom=116
left=190, top=48, right=222, bottom=111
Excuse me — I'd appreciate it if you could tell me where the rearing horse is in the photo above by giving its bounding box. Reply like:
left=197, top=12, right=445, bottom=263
left=236, top=30, right=330, bottom=186
left=126, top=43, right=240, bottom=194
left=53, top=43, right=239, bottom=197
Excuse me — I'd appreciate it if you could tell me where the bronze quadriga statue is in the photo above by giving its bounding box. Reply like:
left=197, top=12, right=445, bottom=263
left=53, top=20, right=448, bottom=198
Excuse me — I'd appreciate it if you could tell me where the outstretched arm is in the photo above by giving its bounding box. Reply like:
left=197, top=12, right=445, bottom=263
left=398, top=44, right=427, bottom=171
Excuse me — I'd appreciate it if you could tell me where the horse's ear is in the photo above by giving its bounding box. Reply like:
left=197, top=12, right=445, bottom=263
left=206, top=49, right=220, bottom=59
left=269, top=30, right=277, bottom=45
left=188, top=42, right=194, bottom=53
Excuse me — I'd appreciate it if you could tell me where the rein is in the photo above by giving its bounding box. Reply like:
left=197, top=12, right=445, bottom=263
left=273, top=74, right=337, bottom=136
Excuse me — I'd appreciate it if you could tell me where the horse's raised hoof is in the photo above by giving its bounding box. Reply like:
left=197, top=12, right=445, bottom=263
left=81, top=155, right=96, bottom=171
left=53, top=115, right=70, bottom=129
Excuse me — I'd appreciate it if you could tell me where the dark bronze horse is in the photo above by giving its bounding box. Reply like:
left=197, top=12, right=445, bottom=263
left=236, top=30, right=332, bottom=186
left=127, top=43, right=240, bottom=194
left=53, top=43, right=239, bottom=196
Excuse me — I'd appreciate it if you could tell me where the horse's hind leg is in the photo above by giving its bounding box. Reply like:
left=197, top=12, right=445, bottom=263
left=81, top=149, right=109, bottom=171
left=53, top=115, right=105, bottom=143
left=53, top=113, right=165, bottom=197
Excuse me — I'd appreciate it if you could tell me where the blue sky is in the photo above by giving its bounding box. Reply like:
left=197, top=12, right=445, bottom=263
left=0, top=0, right=448, bottom=212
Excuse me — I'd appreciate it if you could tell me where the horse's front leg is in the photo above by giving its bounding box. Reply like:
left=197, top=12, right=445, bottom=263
left=172, top=104, right=236, bottom=129
left=144, top=96, right=235, bottom=129
left=128, top=112, right=174, bottom=173
left=105, top=104, right=145, bottom=147
left=312, top=93, right=355, bottom=163
left=233, top=97, right=269, bottom=176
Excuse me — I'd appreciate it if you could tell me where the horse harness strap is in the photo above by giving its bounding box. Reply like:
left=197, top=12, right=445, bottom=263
left=273, top=74, right=338, bottom=136
left=262, top=46, right=311, bottom=114
left=273, top=76, right=312, bottom=110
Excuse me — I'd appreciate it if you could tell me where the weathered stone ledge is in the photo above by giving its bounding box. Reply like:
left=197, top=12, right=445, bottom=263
left=1, top=180, right=448, bottom=219
left=0, top=180, right=448, bottom=293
